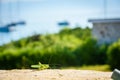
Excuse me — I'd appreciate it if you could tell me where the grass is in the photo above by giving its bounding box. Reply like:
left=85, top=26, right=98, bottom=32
left=62, top=65, right=111, bottom=72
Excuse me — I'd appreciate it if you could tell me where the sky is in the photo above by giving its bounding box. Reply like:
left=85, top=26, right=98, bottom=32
left=1, top=0, right=120, bottom=26
left=0, top=0, right=120, bottom=44
left=21, top=0, right=120, bottom=27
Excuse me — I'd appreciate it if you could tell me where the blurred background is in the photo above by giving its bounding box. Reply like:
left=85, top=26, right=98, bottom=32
left=0, top=0, right=120, bottom=70
left=0, top=0, right=120, bottom=44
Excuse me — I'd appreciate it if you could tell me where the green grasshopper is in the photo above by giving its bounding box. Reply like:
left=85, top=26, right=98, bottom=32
left=31, top=62, right=49, bottom=70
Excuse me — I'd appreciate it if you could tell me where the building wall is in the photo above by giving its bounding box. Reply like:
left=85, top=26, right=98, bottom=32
left=92, top=22, right=120, bottom=44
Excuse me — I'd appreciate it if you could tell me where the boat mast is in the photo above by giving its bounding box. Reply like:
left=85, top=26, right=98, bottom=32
left=0, top=0, right=3, bottom=26
left=17, top=0, right=20, bottom=21
left=104, top=0, right=107, bottom=18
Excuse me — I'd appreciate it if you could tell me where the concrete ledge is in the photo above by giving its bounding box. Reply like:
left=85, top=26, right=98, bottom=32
left=111, top=69, right=120, bottom=80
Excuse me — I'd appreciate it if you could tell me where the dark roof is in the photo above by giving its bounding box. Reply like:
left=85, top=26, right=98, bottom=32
left=88, top=18, right=120, bottom=23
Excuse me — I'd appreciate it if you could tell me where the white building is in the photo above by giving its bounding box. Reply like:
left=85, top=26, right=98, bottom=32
left=88, top=18, right=120, bottom=44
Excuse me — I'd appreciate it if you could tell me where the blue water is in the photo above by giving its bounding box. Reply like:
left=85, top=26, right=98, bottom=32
left=0, top=23, right=61, bottom=45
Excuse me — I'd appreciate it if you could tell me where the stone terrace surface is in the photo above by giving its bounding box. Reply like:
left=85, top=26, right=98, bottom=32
left=0, top=69, right=112, bottom=80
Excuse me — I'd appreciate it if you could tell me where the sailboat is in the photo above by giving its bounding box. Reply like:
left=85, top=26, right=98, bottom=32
left=0, top=0, right=26, bottom=33
left=58, top=21, right=69, bottom=26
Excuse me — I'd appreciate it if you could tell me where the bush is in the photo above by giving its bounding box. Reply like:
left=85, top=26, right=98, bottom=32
left=74, top=38, right=98, bottom=65
left=107, top=40, right=120, bottom=70
left=0, top=27, right=108, bottom=69
left=74, top=38, right=108, bottom=65
left=97, top=44, right=108, bottom=64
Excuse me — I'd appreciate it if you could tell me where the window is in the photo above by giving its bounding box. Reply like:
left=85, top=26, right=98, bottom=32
left=100, top=30, right=105, bottom=38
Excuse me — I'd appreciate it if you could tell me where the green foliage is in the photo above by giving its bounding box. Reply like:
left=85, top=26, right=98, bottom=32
left=0, top=27, right=109, bottom=69
left=98, top=44, right=108, bottom=64
left=59, top=27, right=91, bottom=40
left=107, top=39, right=120, bottom=70
left=74, top=38, right=107, bottom=65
